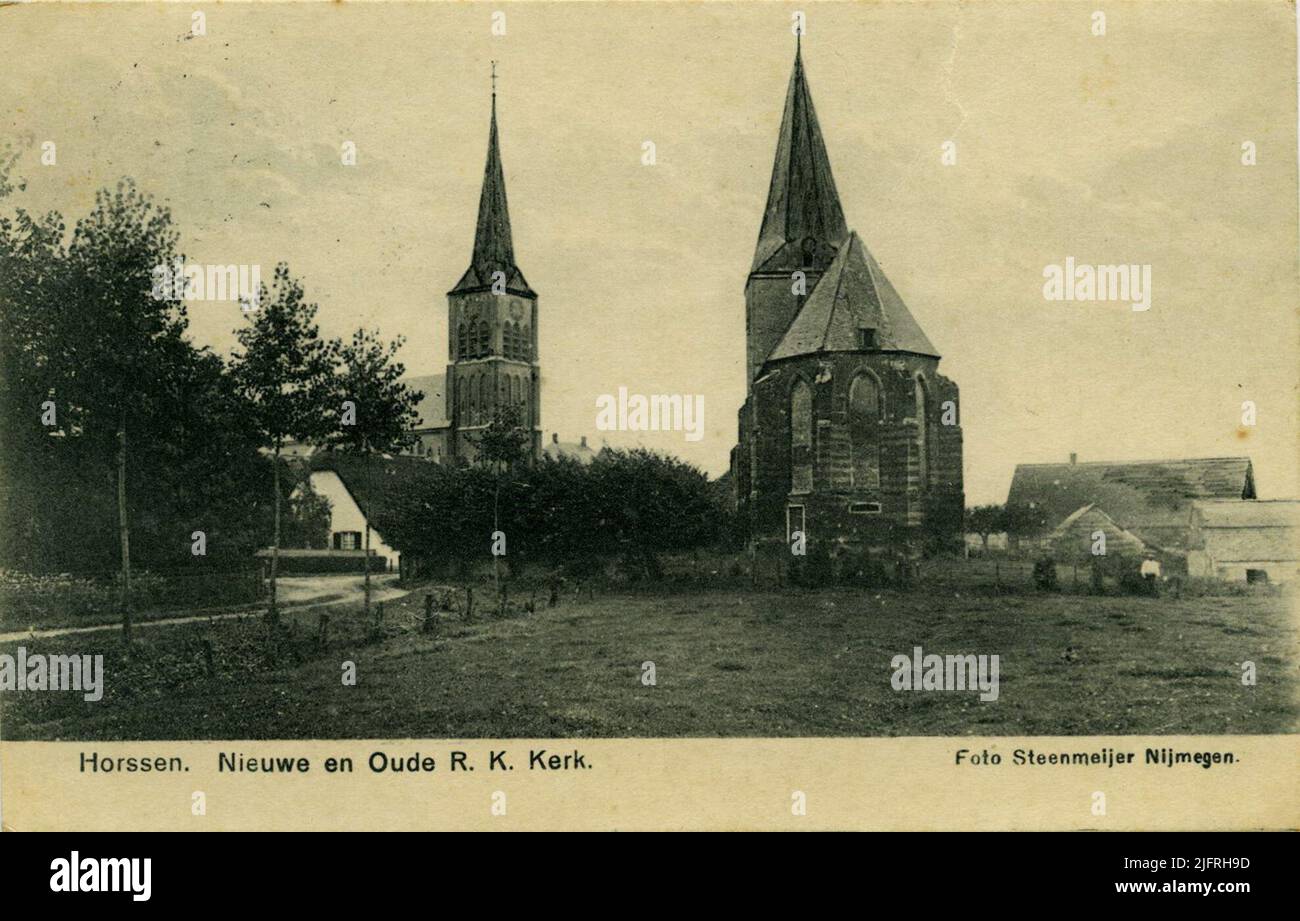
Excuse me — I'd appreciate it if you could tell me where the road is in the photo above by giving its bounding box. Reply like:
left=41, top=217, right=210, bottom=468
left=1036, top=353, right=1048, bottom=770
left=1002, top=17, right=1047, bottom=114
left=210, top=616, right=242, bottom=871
left=0, top=574, right=406, bottom=644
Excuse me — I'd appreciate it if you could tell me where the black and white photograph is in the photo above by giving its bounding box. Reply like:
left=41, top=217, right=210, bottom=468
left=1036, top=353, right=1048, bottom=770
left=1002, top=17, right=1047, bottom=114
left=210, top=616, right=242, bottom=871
left=0, top=1, right=1296, bottom=837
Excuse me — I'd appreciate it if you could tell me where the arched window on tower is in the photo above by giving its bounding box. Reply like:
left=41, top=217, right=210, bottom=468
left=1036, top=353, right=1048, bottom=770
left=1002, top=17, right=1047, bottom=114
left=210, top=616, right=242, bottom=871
left=849, top=372, right=882, bottom=490
left=457, top=323, right=468, bottom=359
left=477, top=319, right=491, bottom=357
left=801, top=236, right=817, bottom=269
left=518, top=326, right=530, bottom=361
left=914, top=375, right=930, bottom=492
left=790, top=379, right=813, bottom=494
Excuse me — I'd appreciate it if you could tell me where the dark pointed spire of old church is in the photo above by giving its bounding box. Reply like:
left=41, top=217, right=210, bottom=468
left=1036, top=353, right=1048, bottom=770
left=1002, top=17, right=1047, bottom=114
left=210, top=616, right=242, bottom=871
left=451, top=63, right=534, bottom=296
left=751, top=40, right=849, bottom=273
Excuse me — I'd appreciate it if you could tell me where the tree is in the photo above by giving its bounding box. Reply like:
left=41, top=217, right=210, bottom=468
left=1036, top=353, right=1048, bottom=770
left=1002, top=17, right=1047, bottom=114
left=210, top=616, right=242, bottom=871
left=471, top=404, right=534, bottom=593
left=324, top=328, right=421, bottom=616
left=966, top=504, right=1004, bottom=553
left=230, top=264, right=337, bottom=620
left=281, top=467, right=333, bottom=550
left=61, top=181, right=191, bottom=645
left=1003, top=502, right=1048, bottom=550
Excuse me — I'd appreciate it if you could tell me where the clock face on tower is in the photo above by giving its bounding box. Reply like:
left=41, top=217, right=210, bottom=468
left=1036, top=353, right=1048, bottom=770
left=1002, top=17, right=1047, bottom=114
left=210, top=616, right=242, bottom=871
left=509, top=299, right=524, bottom=321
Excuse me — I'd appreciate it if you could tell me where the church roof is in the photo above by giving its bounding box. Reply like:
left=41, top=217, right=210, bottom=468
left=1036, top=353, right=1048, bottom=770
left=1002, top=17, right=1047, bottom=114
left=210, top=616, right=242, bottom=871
left=450, top=93, right=535, bottom=298
left=751, top=45, right=849, bottom=274
left=403, top=373, right=448, bottom=431
left=766, top=231, right=939, bottom=361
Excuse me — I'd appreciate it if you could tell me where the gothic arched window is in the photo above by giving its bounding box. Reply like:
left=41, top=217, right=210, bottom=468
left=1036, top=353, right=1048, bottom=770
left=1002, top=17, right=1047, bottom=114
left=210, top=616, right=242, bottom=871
left=478, top=375, right=489, bottom=422
left=790, top=378, right=813, bottom=494
left=849, top=372, right=882, bottom=490
left=457, top=323, right=468, bottom=359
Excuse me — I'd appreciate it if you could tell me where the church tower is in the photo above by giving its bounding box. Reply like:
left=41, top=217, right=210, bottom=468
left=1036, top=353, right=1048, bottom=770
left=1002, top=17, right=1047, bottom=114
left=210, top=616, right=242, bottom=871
left=745, top=40, right=848, bottom=386
left=732, top=41, right=964, bottom=558
left=446, top=69, right=541, bottom=463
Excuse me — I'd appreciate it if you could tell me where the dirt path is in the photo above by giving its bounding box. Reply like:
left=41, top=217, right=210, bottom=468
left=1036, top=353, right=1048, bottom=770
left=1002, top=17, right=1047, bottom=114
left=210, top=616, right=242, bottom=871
left=0, top=575, right=407, bottom=644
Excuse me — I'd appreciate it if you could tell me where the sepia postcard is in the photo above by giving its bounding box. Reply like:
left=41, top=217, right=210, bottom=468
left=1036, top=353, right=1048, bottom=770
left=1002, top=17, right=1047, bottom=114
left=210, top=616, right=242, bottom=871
left=0, top=0, right=1297, bottom=833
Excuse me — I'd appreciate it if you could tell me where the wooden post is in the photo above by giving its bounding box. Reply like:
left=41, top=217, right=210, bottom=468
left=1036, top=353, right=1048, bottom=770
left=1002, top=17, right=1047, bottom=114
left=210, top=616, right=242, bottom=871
left=117, top=413, right=133, bottom=647
left=201, top=638, right=215, bottom=678
left=465, top=586, right=474, bottom=620
left=318, top=612, right=329, bottom=646
left=423, top=593, right=435, bottom=634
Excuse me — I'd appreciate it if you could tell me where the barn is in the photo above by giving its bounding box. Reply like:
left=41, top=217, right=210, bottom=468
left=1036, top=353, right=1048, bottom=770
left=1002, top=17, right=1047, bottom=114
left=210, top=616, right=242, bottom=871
left=1045, top=504, right=1148, bottom=561
left=295, top=451, right=430, bottom=572
left=1187, top=500, right=1300, bottom=583
left=1005, top=455, right=1256, bottom=562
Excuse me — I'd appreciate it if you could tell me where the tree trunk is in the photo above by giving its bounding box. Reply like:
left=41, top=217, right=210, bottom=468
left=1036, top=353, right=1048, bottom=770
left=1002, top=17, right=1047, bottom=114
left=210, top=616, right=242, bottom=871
left=363, top=444, right=372, bottom=620
left=117, top=412, right=132, bottom=647
left=270, top=444, right=281, bottom=623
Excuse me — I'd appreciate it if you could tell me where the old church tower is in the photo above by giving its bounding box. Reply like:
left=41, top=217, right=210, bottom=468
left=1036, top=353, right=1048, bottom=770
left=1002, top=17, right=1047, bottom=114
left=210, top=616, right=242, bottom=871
left=731, top=42, right=964, bottom=556
left=445, top=77, right=541, bottom=463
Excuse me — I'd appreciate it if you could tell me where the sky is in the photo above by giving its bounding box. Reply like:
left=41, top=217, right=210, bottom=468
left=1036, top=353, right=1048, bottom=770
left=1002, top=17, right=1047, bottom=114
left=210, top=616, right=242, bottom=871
left=3, top=1, right=1297, bottom=504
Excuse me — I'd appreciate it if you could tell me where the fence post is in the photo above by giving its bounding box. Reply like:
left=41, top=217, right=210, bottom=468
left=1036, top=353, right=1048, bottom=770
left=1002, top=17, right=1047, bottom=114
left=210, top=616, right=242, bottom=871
left=423, top=593, right=435, bottom=634
left=318, top=612, right=329, bottom=647
left=465, top=586, right=473, bottom=620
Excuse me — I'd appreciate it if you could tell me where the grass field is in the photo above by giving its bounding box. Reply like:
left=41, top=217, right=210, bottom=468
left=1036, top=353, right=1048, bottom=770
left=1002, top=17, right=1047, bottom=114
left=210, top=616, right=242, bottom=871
left=2, top=570, right=1296, bottom=740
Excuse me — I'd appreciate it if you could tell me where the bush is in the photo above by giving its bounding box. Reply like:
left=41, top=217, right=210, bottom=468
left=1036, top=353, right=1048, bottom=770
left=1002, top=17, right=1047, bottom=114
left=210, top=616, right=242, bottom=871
left=789, top=543, right=834, bottom=588
left=0, top=567, right=263, bottom=626
left=1032, top=556, right=1059, bottom=591
left=378, top=448, right=722, bottom=582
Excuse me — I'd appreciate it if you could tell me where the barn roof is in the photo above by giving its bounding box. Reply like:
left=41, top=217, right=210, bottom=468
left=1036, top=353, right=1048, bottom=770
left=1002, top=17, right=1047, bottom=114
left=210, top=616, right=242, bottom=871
left=309, top=450, right=433, bottom=526
left=542, top=434, right=597, bottom=465
left=767, top=232, right=939, bottom=362
left=1047, top=504, right=1148, bottom=558
left=1006, top=456, right=1255, bottom=550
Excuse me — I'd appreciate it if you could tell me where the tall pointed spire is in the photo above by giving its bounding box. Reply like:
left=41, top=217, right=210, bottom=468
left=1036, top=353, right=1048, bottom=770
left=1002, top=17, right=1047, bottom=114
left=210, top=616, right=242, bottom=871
left=751, top=41, right=848, bottom=273
left=451, top=63, right=533, bottom=296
